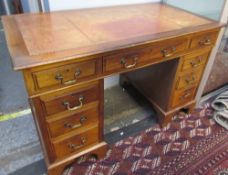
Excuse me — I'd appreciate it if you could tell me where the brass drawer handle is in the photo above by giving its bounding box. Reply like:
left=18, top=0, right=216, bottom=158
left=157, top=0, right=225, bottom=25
left=180, top=92, right=191, bottom=100
left=185, top=75, right=196, bottom=84
left=64, top=116, right=87, bottom=129
left=63, top=96, right=84, bottom=111
left=161, top=46, right=176, bottom=57
left=190, top=57, right=203, bottom=68
left=199, top=38, right=211, bottom=46
left=55, top=69, right=81, bottom=85
left=68, top=137, right=86, bottom=151
left=121, top=56, right=138, bottom=69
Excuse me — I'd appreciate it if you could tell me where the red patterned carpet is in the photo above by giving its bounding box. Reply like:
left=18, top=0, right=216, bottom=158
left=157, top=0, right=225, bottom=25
left=67, top=102, right=228, bottom=175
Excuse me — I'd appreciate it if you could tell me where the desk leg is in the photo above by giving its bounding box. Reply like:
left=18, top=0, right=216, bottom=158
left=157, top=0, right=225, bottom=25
left=48, top=142, right=108, bottom=175
left=156, top=100, right=196, bottom=127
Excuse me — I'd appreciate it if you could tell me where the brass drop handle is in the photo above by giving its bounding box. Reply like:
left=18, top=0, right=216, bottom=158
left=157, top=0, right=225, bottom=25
left=68, top=137, right=86, bottom=151
left=199, top=38, right=211, bottom=46
left=161, top=46, right=176, bottom=57
left=190, top=57, right=203, bottom=67
left=55, top=69, right=81, bottom=85
left=121, top=56, right=138, bottom=69
left=185, top=75, right=196, bottom=84
left=180, top=92, right=191, bottom=100
left=63, top=96, right=84, bottom=111
left=64, top=116, right=87, bottom=129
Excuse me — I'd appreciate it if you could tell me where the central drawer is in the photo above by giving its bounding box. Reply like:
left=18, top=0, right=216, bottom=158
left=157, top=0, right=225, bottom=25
left=103, top=36, right=189, bottom=74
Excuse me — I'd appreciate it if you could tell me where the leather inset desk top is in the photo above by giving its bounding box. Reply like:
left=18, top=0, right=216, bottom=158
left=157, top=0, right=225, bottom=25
left=2, top=3, right=222, bottom=70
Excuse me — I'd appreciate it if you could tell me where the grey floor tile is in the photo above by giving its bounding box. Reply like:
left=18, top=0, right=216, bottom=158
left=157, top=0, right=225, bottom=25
left=9, top=159, right=47, bottom=175
left=0, top=114, right=42, bottom=174
left=105, top=117, right=156, bottom=144
left=104, top=85, right=155, bottom=134
left=0, top=114, right=39, bottom=157
left=0, top=31, right=29, bottom=114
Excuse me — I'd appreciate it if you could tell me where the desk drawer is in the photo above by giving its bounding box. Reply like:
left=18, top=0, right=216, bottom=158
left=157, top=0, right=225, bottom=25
left=52, top=125, right=99, bottom=159
left=40, top=81, right=99, bottom=116
left=33, top=60, right=96, bottom=90
left=181, top=52, right=209, bottom=72
left=47, top=106, right=99, bottom=138
left=190, top=31, right=219, bottom=49
left=103, top=48, right=149, bottom=73
left=176, top=67, right=204, bottom=90
left=104, top=37, right=189, bottom=73
left=171, top=87, right=196, bottom=108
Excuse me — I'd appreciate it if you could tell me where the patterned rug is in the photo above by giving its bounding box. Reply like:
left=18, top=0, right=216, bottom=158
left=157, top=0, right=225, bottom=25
left=66, top=102, right=228, bottom=175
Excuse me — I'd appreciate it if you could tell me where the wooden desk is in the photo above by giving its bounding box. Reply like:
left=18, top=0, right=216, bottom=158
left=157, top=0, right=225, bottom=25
left=2, top=3, right=223, bottom=175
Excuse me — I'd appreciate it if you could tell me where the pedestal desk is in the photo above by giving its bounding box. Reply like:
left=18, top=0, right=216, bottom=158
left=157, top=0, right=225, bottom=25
left=2, top=3, right=223, bottom=175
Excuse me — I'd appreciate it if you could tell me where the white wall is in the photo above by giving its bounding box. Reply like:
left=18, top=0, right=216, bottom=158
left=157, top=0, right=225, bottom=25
left=48, top=0, right=160, bottom=89
left=48, top=0, right=160, bottom=11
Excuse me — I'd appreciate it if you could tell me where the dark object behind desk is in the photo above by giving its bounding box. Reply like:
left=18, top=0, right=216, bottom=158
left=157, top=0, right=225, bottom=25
left=204, top=38, right=228, bottom=94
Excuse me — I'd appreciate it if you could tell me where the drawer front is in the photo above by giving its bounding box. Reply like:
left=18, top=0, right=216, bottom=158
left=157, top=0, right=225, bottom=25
left=176, top=68, right=204, bottom=90
left=41, top=82, right=100, bottom=116
left=156, top=37, right=189, bottom=58
left=53, top=126, right=99, bottom=159
left=103, top=48, right=150, bottom=73
left=181, top=52, right=209, bottom=72
left=190, top=31, right=219, bottom=49
left=33, top=60, right=96, bottom=90
left=104, top=37, right=189, bottom=73
left=47, top=106, right=99, bottom=138
left=171, top=87, right=196, bottom=108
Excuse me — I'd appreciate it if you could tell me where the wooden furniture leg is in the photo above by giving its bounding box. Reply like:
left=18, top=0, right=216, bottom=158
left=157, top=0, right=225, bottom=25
left=156, top=100, right=196, bottom=127
left=48, top=142, right=107, bottom=175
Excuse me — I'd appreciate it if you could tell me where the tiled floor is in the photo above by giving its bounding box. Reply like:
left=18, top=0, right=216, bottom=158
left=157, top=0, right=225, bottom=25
left=0, top=114, right=42, bottom=175
left=104, top=85, right=155, bottom=134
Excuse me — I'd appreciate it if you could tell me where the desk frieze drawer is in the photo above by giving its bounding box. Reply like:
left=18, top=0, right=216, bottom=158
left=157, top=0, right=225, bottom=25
left=47, top=106, right=99, bottom=138
left=52, top=125, right=99, bottom=160
left=190, top=30, right=219, bottom=49
left=103, top=50, right=143, bottom=73
left=103, top=37, right=189, bottom=74
left=40, top=81, right=99, bottom=116
left=32, top=60, right=97, bottom=91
